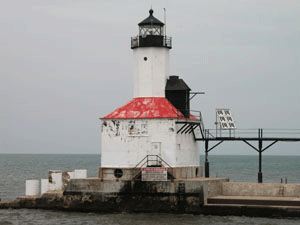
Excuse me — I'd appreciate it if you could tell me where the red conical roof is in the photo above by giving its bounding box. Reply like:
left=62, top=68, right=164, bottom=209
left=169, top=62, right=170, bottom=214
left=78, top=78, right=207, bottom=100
left=102, top=97, right=198, bottom=120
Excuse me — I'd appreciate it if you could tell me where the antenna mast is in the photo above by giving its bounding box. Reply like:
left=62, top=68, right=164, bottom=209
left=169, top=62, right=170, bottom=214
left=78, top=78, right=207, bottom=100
left=164, top=8, right=166, bottom=36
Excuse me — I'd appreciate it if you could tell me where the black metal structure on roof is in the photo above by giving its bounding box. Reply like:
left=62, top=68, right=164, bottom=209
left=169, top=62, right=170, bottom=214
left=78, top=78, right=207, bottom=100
left=166, top=76, right=191, bottom=118
left=165, top=76, right=191, bottom=91
left=138, top=9, right=164, bottom=26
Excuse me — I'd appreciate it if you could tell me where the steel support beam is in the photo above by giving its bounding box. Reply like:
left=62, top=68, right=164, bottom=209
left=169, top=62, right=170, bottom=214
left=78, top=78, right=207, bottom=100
left=181, top=124, right=192, bottom=134
left=205, top=140, right=209, bottom=178
left=198, top=128, right=298, bottom=182
left=177, top=124, right=188, bottom=134
left=187, top=124, right=198, bottom=134
left=258, top=139, right=263, bottom=183
left=204, top=140, right=224, bottom=178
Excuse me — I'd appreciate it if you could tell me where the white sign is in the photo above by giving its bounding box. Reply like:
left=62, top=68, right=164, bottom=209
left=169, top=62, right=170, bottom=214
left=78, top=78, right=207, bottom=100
left=141, top=167, right=167, bottom=181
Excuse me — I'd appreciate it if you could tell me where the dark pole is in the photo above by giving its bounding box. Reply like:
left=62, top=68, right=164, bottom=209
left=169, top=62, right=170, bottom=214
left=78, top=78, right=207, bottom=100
left=258, top=148, right=262, bottom=183
left=205, top=140, right=209, bottom=178
left=258, top=129, right=263, bottom=183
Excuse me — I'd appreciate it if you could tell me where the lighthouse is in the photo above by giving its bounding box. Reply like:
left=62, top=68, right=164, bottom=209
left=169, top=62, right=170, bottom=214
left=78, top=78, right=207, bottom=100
left=132, top=8, right=170, bottom=98
left=100, top=9, right=202, bottom=180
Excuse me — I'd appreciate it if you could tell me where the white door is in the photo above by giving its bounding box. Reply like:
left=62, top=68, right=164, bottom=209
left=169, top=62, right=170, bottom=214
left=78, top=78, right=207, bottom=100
left=151, top=142, right=161, bottom=156
left=149, top=142, right=161, bottom=166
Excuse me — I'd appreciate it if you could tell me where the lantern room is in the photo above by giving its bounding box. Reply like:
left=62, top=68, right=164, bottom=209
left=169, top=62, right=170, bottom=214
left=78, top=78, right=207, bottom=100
left=139, top=9, right=164, bottom=36
left=131, top=9, right=172, bottom=49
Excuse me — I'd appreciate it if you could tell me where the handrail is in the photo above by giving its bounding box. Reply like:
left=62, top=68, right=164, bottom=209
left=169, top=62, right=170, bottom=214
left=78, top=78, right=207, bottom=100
left=131, top=35, right=172, bottom=49
left=134, top=155, right=148, bottom=168
left=201, top=128, right=300, bottom=140
left=133, top=155, right=173, bottom=180
left=135, top=155, right=173, bottom=169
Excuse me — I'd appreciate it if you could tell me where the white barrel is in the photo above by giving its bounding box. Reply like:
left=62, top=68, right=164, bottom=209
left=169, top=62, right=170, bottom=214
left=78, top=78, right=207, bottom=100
left=41, top=179, right=49, bottom=194
left=74, top=169, right=87, bottom=178
left=48, top=171, right=63, bottom=191
left=25, top=180, right=40, bottom=196
left=67, top=171, right=75, bottom=180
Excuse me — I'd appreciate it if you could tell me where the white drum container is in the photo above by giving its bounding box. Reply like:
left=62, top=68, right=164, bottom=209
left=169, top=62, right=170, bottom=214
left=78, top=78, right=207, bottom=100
left=67, top=171, right=75, bottom=180
left=74, top=169, right=87, bottom=178
left=48, top=170, right=63, bottom=191
left=25, top=180, right=40, bottom=196
left=41, top=179, right=49, bottom=194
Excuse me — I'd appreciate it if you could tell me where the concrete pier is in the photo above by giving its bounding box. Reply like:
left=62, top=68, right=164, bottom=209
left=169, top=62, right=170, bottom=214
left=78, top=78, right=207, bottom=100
left=1, top=177, right=227, bottom=213
left=204, top=182, right=300, bottom=217
left=2, top=178, right=300, bottom=217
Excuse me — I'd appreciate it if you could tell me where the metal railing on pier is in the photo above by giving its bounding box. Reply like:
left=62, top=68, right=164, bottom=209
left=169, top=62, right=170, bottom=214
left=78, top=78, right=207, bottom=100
left=200, top=128, right=300, bottom=141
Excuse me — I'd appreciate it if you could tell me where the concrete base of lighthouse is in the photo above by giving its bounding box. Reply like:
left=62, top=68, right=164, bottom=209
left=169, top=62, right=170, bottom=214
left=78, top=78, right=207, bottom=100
left=59, top=164, right=215, bottom=213
left=62, top=175, right=228, bottom=214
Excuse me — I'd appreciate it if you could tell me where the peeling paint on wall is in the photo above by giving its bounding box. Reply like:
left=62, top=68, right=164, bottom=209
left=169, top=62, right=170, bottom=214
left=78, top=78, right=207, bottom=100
left=101, top=119, right=200, bottom=167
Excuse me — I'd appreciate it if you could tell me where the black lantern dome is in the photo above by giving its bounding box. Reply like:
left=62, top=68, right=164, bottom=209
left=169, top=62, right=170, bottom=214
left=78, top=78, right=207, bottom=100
left=131, top=9, right=172, bottom=49
left=138, top=9, right=164, bottom=36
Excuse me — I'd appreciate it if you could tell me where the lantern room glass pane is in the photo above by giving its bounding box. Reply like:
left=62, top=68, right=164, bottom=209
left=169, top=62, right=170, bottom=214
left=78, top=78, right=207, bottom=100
left=139, top=25, right=163, bottom=37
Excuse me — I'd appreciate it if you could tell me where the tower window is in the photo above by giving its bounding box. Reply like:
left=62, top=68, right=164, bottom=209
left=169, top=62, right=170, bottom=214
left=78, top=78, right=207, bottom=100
left=144, top=57, right=147, bottom=61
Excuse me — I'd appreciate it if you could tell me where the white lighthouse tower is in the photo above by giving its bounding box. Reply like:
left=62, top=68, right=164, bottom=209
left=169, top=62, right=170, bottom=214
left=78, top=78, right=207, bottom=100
left=100, top=9, right=202, bottom=180
left=132, top=9, right=170, bottom=98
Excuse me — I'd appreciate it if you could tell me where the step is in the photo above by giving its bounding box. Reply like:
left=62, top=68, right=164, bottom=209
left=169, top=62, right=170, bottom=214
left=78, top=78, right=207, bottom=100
left=207, top=195, right=300, bottom=207
left=203, top=203, right=300, bottom=217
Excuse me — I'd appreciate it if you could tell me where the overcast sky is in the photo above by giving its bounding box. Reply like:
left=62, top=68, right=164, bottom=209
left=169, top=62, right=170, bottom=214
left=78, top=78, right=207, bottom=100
left=1, top=0, right=300, bottom=155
